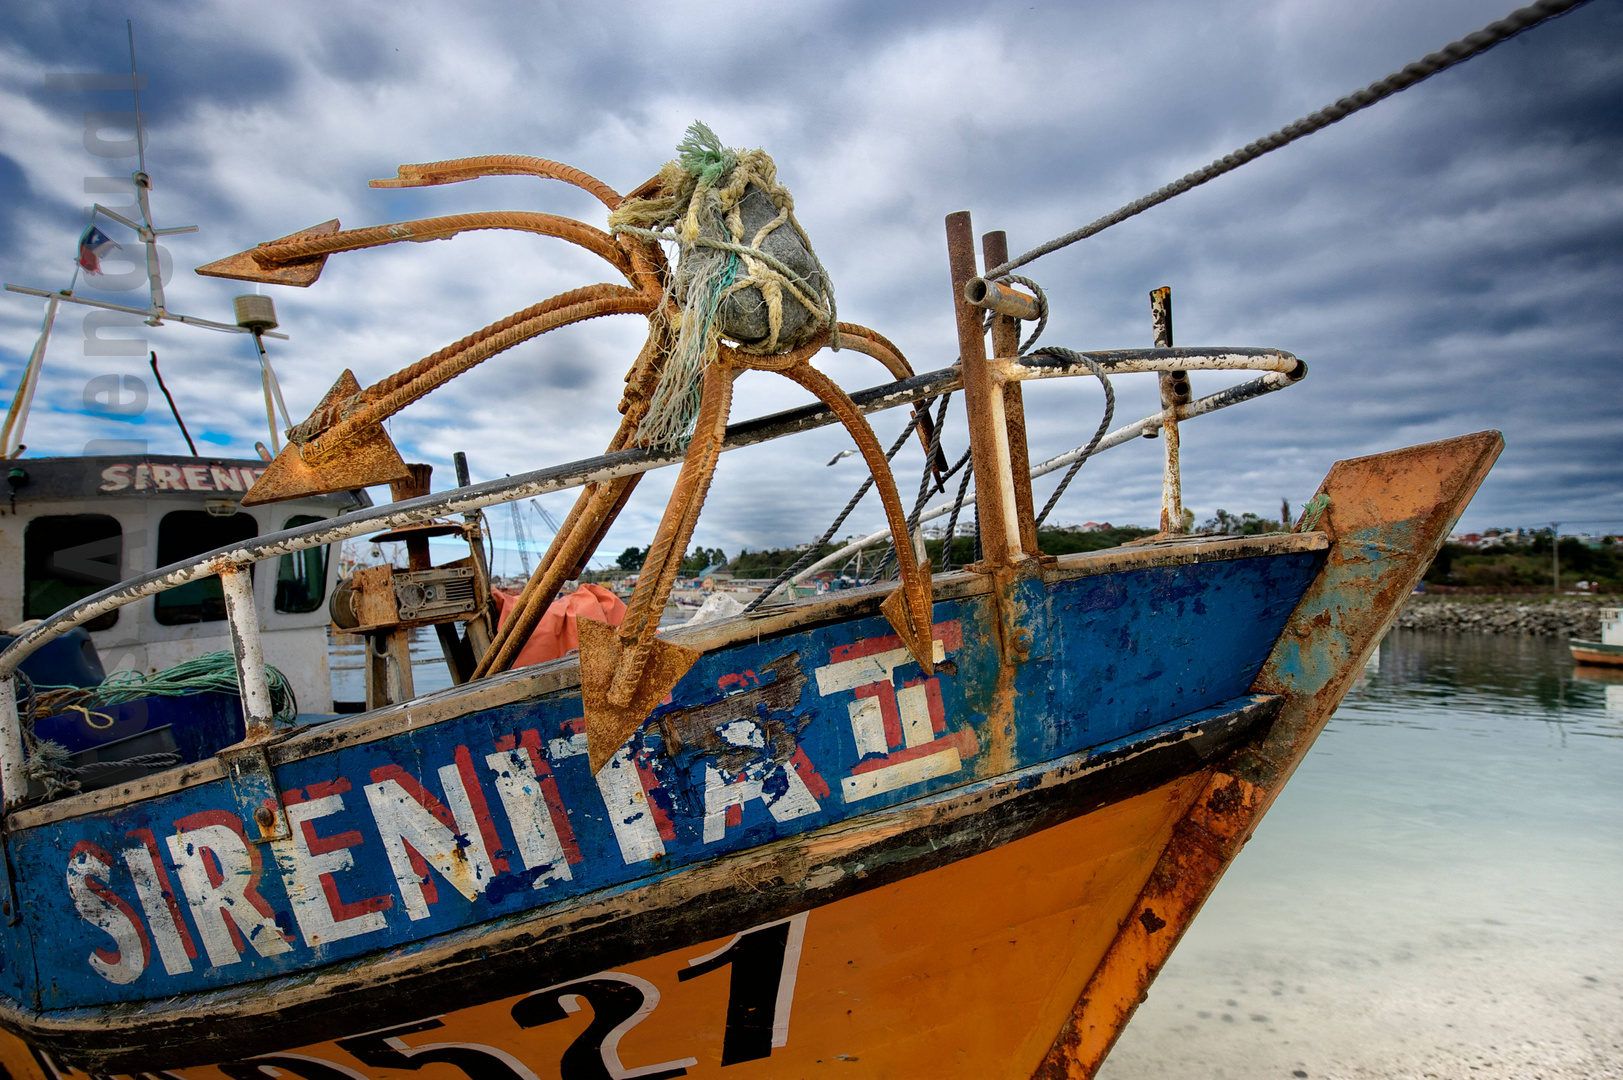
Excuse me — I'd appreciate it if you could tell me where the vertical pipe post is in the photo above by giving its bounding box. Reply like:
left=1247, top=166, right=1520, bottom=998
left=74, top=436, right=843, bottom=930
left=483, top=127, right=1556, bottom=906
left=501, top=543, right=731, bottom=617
left=981, top=231, right=1040, bottom=553
left=1152, top=287, right=1188, bottom=534
left=251, top=331, right=282, bottom=454
left=945, top=212, right=1020, bottom=566
left=219, top=565, right=276, bottom=740
left=133, top=173, right=167, bottom=321
left=454, top=451, right=497, bottom=663
left=1, top=296, right=60, bottom=457
left=0, top=677, right=25, bottom=811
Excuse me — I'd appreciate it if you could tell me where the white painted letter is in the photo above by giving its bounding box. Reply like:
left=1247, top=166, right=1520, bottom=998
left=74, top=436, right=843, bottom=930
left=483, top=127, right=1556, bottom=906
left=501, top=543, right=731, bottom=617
left=485, top=749, right=574, bottom=888
left=122, top=838, right=195, bottom=976
left=364, top=765, right=496, bottom=921
left=66, top=842, right=149, bottom=985
left=271, top=785, right=392, bottom=946
left=166, top=813, right=294, bottom=967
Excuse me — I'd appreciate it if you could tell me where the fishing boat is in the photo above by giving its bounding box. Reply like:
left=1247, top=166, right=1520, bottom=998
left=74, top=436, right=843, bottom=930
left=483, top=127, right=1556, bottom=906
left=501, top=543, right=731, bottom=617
left=1570, top=607, right=1623, bottom=668
left=0, top=56, right=364, bottom=781
left=0, top=3, right=1578, bottom=1076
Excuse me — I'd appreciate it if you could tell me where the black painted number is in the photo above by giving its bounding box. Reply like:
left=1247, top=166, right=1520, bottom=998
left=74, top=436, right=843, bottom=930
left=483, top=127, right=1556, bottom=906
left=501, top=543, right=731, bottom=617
left=511, top=974, right=695, bottom=1080
left=677, top=913, right=807, bottom=1066
left=337, top=1019, right=535, bottom=1080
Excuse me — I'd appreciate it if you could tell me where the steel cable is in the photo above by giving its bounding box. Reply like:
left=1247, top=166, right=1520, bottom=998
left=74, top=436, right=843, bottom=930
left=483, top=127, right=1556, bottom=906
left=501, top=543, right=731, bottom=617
left=743, top=409, right=931, bottom=612
left=985, top=0, right=1592, bottom=279
left=1030, top=348, right=1115, bottom=527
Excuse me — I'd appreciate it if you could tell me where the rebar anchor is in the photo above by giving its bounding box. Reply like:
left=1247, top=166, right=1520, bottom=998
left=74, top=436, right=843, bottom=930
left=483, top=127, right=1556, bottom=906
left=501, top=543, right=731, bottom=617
left=194, top=142, right=939, bottom=775
left=577, top=331, right=939, bottom=774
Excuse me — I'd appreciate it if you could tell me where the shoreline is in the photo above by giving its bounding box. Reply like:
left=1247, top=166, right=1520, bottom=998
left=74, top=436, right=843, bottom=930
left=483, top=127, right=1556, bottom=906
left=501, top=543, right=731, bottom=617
left=1392, top=595, right=1613, bottom=639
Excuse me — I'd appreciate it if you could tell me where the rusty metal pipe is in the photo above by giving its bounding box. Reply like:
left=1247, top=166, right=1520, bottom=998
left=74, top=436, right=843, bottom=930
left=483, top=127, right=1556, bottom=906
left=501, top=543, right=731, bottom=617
left=945, top=212, right=1020, bottom=564
left=1152, top=287, right=1186, bottom=535
left=369, top=156, right=624, bottom=210
left=990, top=347, right=1302, bottom=380
left=297, top=290, right=653, bottom=465
left=962, top=276, right=1043, bottom=321
left=247, top=211, right=632, bottom=278
left=982, top=231, right=1040, bottom=554
left=0, top=679, right=23, bottom=810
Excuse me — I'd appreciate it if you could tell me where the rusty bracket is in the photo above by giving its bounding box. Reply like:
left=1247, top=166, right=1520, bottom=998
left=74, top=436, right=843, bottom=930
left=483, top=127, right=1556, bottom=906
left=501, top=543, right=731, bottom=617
left=218, top=741, right=291, bottom=843
left=963, top=276, right=1042, bottom=320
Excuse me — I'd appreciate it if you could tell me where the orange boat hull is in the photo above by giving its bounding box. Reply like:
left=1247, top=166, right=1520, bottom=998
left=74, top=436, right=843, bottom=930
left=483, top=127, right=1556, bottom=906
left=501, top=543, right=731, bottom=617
left=1, top=778, right=1198, bottom=1079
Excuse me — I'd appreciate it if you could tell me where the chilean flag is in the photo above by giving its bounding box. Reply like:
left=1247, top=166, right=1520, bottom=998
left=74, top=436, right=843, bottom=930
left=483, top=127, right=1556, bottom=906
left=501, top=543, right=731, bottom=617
left=77, top=225, right=118, bottom=274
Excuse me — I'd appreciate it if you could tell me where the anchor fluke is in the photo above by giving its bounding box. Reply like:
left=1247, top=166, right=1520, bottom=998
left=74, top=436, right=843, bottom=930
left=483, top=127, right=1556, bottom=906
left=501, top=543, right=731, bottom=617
left=880, top=562, right=936, bottom=677
left=578, top=617, right=701, bottom=774
left=240, top=369, right=410, bottom=505
left=195, top=219, right=341, bottom=288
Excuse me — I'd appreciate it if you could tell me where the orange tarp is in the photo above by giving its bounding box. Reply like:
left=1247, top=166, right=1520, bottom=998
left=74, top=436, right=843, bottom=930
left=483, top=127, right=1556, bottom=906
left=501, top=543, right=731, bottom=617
left=491, top=583, right=626, bottom=668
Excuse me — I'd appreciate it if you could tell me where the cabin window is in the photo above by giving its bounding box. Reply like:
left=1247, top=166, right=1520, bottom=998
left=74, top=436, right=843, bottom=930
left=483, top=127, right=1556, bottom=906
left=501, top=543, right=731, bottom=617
left=275, top=515, right=328, bottom=613
left=24, top=515, right=122, bottom=631
left=153, top=511, right=259, bottom=625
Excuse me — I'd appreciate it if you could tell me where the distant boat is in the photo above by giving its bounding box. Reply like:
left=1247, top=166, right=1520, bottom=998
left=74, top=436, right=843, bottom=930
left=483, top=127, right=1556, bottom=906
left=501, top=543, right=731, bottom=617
left=1570, top=606, right=1623, bottom=668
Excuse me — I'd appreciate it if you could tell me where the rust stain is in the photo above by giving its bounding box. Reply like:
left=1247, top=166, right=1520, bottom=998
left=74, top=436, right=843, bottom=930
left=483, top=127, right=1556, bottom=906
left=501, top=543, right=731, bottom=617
left=657, top=653, right=807, bottom=774
left=1032, top=430, right=1503, bottom=1080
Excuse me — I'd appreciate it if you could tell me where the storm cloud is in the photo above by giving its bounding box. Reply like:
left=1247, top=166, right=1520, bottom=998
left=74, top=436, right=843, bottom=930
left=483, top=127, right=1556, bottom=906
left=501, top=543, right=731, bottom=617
left=1, top=0, right=1619, bottom=571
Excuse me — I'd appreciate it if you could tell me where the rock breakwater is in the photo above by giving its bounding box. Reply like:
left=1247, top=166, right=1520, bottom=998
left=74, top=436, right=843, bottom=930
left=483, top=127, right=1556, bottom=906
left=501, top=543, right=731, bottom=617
left=1391, top=597, right=1606, bottom=638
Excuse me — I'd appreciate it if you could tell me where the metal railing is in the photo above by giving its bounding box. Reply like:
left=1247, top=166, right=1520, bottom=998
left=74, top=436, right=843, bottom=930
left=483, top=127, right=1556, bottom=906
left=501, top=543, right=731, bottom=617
left=0, top=347, right=1303, bottom=809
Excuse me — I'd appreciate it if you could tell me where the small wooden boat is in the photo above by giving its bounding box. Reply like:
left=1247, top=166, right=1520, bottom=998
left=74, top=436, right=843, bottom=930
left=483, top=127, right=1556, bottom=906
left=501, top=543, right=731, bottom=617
left=1570, top=607, right=1623, bottom=668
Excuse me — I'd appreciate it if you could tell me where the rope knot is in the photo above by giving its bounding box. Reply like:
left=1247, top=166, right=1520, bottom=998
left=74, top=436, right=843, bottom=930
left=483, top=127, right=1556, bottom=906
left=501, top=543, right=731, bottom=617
left=608, top=122, right=839, bottom=450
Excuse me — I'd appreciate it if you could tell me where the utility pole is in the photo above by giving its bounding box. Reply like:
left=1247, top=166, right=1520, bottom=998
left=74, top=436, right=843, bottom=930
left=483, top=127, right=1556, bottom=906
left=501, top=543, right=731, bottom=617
left=1551, top=522, right=1560, bottom=596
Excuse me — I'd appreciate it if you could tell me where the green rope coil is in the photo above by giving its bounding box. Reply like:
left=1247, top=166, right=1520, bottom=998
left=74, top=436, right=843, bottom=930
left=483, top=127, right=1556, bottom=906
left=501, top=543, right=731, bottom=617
left=37, top=651, right=299, bottom=726
left=1295, top=493, right=1331, bottom=533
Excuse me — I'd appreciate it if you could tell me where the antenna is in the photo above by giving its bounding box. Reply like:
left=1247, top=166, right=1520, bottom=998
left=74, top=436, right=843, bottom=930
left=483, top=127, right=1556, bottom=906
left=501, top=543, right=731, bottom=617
left=0, top=22, right=290, bottom=458
left=127, top=20, right=146, bottom=179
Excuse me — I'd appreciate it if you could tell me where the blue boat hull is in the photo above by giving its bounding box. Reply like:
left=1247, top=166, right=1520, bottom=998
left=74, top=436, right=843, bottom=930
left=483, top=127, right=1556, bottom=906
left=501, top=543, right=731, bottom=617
left=2, top=540, right=1323, bottom=1025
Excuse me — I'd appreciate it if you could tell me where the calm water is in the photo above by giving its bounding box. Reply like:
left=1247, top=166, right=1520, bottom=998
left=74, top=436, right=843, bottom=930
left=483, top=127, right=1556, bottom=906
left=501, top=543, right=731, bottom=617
left=1101, top=631, right=1623, bottom=1080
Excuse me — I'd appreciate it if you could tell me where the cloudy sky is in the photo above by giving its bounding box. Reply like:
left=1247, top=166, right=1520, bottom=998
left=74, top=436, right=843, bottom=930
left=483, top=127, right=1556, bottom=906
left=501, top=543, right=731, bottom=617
left=2, top=0, right=1619, bottom=573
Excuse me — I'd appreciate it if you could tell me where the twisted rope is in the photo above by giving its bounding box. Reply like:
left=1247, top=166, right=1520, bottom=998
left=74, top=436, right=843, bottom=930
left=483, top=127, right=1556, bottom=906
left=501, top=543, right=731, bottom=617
left=939, top=450, right=976, bottom=573
left=39, top=651, right=300, bottom=724
left=987, top=0, right=1592, bottom=279
left=1030, top=348, right=1115, bottom=527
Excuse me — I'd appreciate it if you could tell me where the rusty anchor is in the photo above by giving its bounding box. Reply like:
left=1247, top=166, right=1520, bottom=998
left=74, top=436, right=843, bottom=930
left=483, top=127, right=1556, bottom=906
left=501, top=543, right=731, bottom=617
left=194, top=144, right=940, bottom=777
